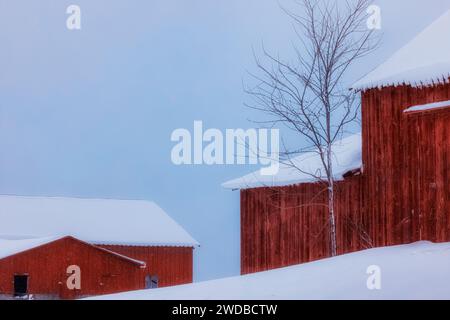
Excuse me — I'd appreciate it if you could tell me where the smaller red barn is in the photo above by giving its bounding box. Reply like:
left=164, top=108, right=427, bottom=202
left=0, top=195, right=199, bottom=299
left=0, top=236, right=146, bottom=300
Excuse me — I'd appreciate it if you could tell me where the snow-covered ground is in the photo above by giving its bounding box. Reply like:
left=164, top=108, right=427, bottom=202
left=88, top=241, right=450, bottom=300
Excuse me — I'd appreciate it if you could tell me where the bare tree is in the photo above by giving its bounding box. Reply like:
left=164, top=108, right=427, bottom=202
left=246, top=0, right=378, bottom=256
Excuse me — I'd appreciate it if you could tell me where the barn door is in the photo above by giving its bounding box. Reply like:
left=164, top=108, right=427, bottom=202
left=413, top=114, right=440, bottom=242
left=14, top=275, right=29, bottom=297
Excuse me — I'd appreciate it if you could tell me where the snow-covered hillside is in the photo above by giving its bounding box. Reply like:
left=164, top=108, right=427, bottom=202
left=88, top=242, right=450, bottom=300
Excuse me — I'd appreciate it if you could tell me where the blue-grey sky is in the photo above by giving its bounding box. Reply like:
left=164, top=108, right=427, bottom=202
left=1, top=0, right=449, bottom=281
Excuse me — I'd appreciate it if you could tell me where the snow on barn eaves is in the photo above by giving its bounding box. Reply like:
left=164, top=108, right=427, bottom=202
left=352, top=10, right=450, bottom=91
left=222, top=133, right=361, bottom=190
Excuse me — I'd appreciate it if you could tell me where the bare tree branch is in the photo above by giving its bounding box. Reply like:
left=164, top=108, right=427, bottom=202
left=246, top=0, right=379, bottom=256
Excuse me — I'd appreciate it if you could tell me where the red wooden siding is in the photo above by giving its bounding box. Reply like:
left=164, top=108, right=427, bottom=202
left=98, top=245, right=193, bottom=287
left=362, top=84, right=450, bottom=247
left=241, top=83, right=450, bottom=275
left=241, top=176, right=365, bottom=275
left=0, top=237, right=194, bottom=299
left=0, top=237, right=145, bottom=299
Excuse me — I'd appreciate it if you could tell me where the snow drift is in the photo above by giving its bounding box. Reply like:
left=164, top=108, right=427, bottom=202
left=88, top=241, right=450, bottom=300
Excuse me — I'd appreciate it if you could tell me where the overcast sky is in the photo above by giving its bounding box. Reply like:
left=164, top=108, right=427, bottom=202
left=1, top=0, right=449, bottom=281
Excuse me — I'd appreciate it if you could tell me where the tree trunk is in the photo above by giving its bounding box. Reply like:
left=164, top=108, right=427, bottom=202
left=327, top=145, right=338, bottom=257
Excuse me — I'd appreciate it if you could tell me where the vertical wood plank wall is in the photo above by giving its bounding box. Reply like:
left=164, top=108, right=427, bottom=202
left=0, top=238, right=194, bottom=299
left=99, top=245, right=193, bottom=288
left=241, top=83, right=450, bottom=275
left=0, top=237, right=146, bottom=299
left=362, top=84, right=450, bottom=246
left=241, top=176, right=365, bottom=275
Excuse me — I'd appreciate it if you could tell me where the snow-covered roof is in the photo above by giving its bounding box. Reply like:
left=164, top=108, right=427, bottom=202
left=352, top=10, right=450, bottom=91
left=88, top=241, right=450, bottom=300
left=404, top=99, right=450, bottom=114
left=223, top=133, right=361, bottom=190
left=0, top=195, right=199, bottom=247
left=0, top=235, right=146, bottom=266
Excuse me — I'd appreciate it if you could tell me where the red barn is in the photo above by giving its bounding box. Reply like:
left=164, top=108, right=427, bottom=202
left=0, top=236, right=146, bottom=299
left=0, top=195, right=198, bottom=299
left=224, top=10, right=450, bottom=275
left=224, top=134, right=365, bottom=274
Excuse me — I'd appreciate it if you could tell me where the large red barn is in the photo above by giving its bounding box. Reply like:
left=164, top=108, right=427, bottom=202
left=224, top=10, right=450, bottom=275
left=0, top=195, right=198, bottom=299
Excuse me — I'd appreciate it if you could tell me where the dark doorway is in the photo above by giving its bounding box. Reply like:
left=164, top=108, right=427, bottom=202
left=14, top=275, right=29, bottom=297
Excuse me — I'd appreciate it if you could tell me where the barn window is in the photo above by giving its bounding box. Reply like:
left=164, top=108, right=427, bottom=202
left=14, top=275, right=29, bottom=297
left=145, top=275, right=159, bottom=289
left=151, top=275, right=159, bottom=288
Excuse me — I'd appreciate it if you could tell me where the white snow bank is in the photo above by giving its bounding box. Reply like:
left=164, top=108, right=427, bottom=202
left=353, top=10, right=450, bottom=90
left=0, top=236, right=63, bottom=260
left=404, top=99, right=450, bottom=113
left=0, top=195, right=199, bottom=247
left=88, top=242, right=450, bottom=300
left=222, top=133, right=361, bottom=190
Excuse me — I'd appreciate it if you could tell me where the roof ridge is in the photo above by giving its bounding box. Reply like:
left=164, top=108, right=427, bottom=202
left=0, top=196, right=200, bottom=247
left=0, top=236, right=147, bottom=267
left=0, top=194, right=154, bottom=203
